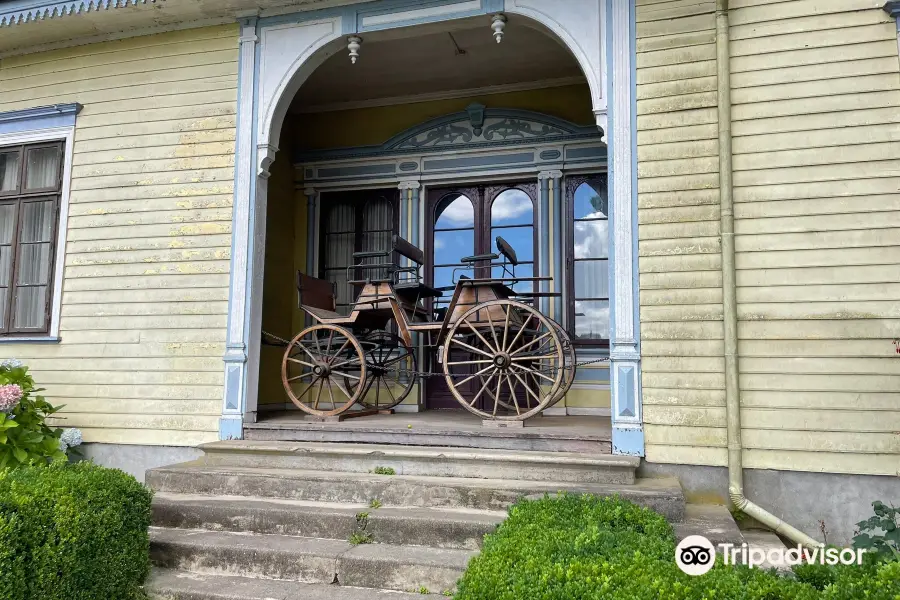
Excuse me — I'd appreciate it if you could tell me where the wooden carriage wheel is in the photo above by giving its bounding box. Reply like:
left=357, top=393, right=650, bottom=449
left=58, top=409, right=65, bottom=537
left=441, top=299, right=564, bottom=420
left=281, top=324, right=367, bottom=417
left=492, top=318, right=575, bottom=411
left=355, top=330, right=418, bottom=410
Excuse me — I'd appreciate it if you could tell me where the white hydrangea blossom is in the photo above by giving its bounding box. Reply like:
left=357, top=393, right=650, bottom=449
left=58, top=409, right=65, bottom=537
left=59, top=428, right=84, bottom=452
left=0, top=358, right=23, bottom=369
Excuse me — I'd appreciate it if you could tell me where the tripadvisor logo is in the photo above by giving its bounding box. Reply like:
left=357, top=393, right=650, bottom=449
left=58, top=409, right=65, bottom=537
left=676, top=535, right=716, bottom=575
left=676, top=535, right=867, bottom=575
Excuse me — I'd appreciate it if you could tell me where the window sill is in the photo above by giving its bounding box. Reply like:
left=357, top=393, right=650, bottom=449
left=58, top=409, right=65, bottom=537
left=0, top=336, right=60, bottom=344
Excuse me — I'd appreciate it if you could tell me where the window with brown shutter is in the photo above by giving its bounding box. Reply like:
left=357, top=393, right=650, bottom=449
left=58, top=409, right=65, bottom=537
left=0, top=141, right=63, bottom=336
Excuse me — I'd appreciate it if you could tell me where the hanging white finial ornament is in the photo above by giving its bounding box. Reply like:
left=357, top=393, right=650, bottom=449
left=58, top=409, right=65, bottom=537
left=491, top=14, right=507, bottom=43
left=347, top=36, right=362, bottom=63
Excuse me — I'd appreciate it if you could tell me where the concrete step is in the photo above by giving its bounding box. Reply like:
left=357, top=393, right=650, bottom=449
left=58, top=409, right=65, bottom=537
left=244, top=418, right=612, bottom=454
left=195, top=440, right=639, bottom=485
left=153, top=492, right=503, bottom=550
left=147, top=569, right=446, bottom=599
left=146, top=465, right=685, bottom=521
left=672, top=504, right=744, bottom=545
left=149, top=527, right=473, bottom=594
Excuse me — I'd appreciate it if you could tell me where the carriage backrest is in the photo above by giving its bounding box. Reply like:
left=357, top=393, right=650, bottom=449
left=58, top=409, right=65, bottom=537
left=392, top=234, right=425, bottom=265
left=296, top=271, right=335, bottom=311
left=495, top=236, right=519, bottom=266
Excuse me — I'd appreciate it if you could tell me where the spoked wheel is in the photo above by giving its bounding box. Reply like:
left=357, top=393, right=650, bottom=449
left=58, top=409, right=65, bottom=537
left=493, top=318, right=574, bottom=411
left=549, top=320, right=575, bottom=407
left=356, top=331, right=418, bottom=411
left=281, top=324, right=367, bottom=417
left=441, top=299, right=564, bottom=420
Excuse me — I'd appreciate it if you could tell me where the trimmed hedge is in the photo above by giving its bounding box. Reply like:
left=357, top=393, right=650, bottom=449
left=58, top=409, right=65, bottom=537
left=454, top=494, right=900, bottom=600
left=0, top=462, right=153, bottom=600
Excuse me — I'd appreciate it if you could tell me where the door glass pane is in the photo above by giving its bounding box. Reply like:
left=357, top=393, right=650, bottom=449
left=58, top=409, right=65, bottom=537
left=16, top=243, right=52, bottom=286
left=434, top=229, right=473, bottom=266
left=0, top=204, right=15, bottom=243
left=361, top=198, right=393, bottom=279
left=573, top=218, right=608, bottom=259
left=493, top=262, right=533, bottom=293
left=574, top=300, right=609, bottom=340
left=435, top=194, right=474, bottom=229
left=25, top=146, right=60, bottom=190
left=0, top=246, right=12, bottom=284
left=0, top=152, right=20, bottom=192
left=574, top=260, right=609, bottom=299
left=491, top=226, right=533, bottom=263
left=574, top=181, right=608, bottom=220
left=0, top=288, right=6, bottom=330
left=20, top=200, right=55, bottom=243
left=491, top=189, right=533, bottom=226
left=12, top=286, right=46, bottom=329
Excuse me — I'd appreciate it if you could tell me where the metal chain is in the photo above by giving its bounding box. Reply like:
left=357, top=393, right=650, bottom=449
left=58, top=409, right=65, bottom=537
left=262, top=330, right=610, bottom=378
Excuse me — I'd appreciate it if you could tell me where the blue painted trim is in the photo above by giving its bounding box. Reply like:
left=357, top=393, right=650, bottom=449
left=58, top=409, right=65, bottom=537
left=318, top=164, right=396, bottom=178
left=260, top=0, right=497, bottom=32
left=573, top=367, right=611, bottom=383
left=411, top=186, right=420, bottom=246
left=219, top=416, right=244, bottom=441
left=0, top=0, right=159, bottom=27
left=0, top=103, right=81, bottom=135
left=612, top=426, right=644, bottom=456
left=0, top=336, right=60, bottom=343
left=539, top=176, right=550, bottom=316
left=539, top=149, right=561, bottom=160
left=605, top=0, right=617, bottom=359
left=630, top=0, right=641, bottom=360
left=883, top=1, right=900, bottom=17
left=355, top=0, right=491, bottom=33
left=424, top=152, right=534, bottom=170
left=566, top=146, right=607, bottom=159
left=294, top=108, right=601, bottom=163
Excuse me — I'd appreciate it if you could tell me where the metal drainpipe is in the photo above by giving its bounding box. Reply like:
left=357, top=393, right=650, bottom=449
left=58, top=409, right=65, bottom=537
left=715, top=0, right=822, bottom=549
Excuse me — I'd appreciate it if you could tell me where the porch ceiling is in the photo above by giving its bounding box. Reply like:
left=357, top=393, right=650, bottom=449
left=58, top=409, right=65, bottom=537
left=289, top=16, right=584, bottom=113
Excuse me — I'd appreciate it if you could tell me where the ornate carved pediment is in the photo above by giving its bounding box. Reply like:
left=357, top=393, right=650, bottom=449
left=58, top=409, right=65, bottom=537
left=387, top=104, right=592, bottom=151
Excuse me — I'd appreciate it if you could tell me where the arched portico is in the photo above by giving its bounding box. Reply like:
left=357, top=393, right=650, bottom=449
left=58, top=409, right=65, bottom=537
left=219, top=0, right=642, bottom=456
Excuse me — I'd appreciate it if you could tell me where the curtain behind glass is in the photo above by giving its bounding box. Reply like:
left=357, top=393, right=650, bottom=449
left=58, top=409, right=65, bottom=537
left=25, top=147, right=60, bottom=190
left=325, top=203, right=354, bottom=312
left=12, top=200, right=54, bottom=329
left=362, top=198, right=393, bottom=280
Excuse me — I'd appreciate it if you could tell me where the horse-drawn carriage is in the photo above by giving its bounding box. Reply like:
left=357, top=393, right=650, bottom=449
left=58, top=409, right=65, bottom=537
left=280, top=234, right=575, bottom=421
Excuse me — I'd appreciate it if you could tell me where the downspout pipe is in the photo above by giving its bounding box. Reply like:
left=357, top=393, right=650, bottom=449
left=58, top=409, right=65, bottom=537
left=715, top=0, right=822, bottom=549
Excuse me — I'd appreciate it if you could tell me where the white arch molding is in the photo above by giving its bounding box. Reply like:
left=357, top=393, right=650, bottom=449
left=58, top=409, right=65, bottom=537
left=220, top=0, right=643, bottom=456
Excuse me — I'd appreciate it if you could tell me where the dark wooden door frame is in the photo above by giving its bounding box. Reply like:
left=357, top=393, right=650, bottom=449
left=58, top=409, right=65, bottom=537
left=423, top=181, right=539, bottom=410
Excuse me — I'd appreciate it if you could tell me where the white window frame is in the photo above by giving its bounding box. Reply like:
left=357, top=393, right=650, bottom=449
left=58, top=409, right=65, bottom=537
left=0, top=126, right=75, bottom=342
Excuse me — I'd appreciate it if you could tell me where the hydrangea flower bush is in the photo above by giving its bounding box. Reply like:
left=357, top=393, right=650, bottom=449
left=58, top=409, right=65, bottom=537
left=0, top=359, right=66, bottom=467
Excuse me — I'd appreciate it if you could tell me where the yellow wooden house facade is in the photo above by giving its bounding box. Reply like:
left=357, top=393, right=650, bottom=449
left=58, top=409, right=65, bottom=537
left=0, top=0, right=897, bottom=543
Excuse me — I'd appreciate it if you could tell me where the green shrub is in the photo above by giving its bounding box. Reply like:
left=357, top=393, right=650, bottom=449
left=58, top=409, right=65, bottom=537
left=0, top=462, right=153, bottom=600
left=853, top=500, right=900, bottom=562
left=454, top=494, right=900, bottom=600
left=0, top=361, right=65, bottom=467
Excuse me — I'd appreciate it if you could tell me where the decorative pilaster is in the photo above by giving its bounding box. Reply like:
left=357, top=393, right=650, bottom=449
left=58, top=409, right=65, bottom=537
left=538, top=170, right=562, bottom=320
left=550, top=171, right=563, bottom=324
left=608, top=0, right=643, bottom=455
left=220, top=15, right=258, bottom=440
left=304, top=187, right=317, bottom=275
left=398, top=180, right=421, bottom=249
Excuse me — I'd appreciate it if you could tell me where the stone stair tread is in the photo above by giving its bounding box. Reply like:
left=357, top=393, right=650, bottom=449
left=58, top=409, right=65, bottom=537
left=150, top=526, right=476, bottom=567
left=153, top=464, right=672, bottom=495
left=672, top=504, right=744, bottom=545
left=154, top=492, right=508, bottom=522
left=147, top=568, right=446, bottom=599
left=199, top=440, right=639, bottom=468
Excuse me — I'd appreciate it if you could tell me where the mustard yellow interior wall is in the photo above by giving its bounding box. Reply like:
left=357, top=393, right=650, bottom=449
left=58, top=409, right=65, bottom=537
left=258, top=135, right=299, bottom=406
left=287, top=84, right=593, bottom=151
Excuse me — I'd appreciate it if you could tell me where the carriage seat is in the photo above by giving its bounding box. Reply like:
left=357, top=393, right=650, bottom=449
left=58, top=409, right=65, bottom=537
left=391, top=235, right=442, bottom=300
